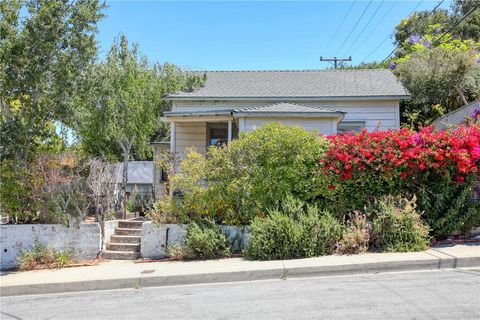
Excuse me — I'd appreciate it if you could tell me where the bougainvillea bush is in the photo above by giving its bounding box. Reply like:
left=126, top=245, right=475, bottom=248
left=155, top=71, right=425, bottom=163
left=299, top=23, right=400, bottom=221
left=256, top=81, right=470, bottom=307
left=321, top=124, right=480, bottom=236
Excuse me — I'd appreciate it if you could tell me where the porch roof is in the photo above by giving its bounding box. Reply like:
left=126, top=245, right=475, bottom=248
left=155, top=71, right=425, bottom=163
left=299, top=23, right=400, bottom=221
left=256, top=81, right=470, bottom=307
left=233, top=102, right=344, bottom=118
left=162, top=102, right=345, bottom=122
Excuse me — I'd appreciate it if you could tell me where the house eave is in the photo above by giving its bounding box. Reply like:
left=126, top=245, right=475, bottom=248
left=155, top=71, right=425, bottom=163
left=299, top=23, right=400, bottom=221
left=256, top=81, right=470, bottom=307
left=234, top=112, right=345, bottom=119
left=166, top=95, right=411, bottom=102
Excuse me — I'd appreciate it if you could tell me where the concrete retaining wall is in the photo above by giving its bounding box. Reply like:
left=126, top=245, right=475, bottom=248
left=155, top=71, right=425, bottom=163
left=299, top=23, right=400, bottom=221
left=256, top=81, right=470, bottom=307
left=140, top=222, right=249, bottom=259
left=102, top=220, right=120, bottom=250
left=141, top=223, right=188, bottom=259
left=0, top=223, right=102, bottom=270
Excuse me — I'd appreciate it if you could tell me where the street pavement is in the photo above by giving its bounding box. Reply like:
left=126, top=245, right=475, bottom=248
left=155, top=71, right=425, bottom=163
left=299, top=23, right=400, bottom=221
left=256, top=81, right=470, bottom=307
left=2, top=244, right=479, bottom=296
left=1, top=268, right=479, bottom=320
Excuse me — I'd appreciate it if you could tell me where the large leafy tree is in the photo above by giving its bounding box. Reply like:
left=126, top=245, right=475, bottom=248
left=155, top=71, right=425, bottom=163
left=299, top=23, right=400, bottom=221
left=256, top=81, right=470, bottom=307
left=392, top=24, right=480, bottom=127
left=387, top=0, right=480, bottom=128
left=0, top=0, right=105, bottom=165
left=76, top=34, right=201, bottom=217
left=451, top=0, right=480, bottom=42
left=0, top=0, right=104, bottom=220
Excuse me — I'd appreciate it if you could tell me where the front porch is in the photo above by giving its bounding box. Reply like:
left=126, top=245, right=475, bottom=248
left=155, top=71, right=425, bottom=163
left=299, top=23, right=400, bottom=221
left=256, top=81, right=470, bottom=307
left=162, top=111, right=239, bottom=154
left=161, top=103, right=346, bottom=154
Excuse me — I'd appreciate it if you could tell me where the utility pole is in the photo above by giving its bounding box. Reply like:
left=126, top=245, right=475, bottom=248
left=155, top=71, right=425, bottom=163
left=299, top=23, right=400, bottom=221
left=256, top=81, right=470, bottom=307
left=320, top=56, right=352, bottom=69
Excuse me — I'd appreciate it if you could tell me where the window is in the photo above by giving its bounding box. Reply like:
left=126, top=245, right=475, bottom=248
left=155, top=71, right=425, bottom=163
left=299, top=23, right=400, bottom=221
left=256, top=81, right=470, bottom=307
left=337, top=121, right=365, bottom=134
left=160, top=168, right=168, bottom=182
left=207, top=123, right=229, bottom=147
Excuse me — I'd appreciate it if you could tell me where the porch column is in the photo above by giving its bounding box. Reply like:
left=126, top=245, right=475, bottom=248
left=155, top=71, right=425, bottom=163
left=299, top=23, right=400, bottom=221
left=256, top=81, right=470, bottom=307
left=227, top=120, right=232, bottom=142
left=170, top=121, right=176, bottom=153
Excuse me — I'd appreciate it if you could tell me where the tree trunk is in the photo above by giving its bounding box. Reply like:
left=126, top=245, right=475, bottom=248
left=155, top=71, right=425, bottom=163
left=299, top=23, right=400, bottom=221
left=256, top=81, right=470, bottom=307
left=456, top=86, right=469, bottom=106
left=118, top=138, right=133, bottom=220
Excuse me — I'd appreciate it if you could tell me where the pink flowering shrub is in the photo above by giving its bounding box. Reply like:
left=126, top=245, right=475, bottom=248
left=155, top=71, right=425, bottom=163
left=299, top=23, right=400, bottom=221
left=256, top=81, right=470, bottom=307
left=321, top=124, right=480, bottom=236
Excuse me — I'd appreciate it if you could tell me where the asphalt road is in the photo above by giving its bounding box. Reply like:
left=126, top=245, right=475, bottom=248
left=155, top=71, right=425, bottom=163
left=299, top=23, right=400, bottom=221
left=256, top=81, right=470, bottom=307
left=1, top=269, right=479, bottom=320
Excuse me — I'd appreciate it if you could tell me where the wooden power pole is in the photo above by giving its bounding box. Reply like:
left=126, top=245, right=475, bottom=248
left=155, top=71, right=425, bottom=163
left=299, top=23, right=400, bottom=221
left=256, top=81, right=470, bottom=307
left=320, top=56, right=352, bottom=69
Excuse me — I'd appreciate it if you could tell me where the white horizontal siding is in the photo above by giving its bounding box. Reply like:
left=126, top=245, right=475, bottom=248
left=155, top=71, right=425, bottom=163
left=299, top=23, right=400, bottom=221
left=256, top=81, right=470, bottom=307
left=175, top=122, right=207, bottom=154
left=172, top=99, right=400, bottom=131
left=243, top=117, right=336, bottom=135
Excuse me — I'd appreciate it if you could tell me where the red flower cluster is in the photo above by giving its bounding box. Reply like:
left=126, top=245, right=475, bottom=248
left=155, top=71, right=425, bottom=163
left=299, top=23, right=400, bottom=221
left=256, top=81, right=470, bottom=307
left=321, top=125, right=480, bottom=183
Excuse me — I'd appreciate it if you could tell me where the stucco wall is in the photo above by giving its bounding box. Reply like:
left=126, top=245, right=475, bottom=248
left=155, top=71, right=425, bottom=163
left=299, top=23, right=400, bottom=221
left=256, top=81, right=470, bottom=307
left=0, top=223, right=102, bottom=270
left=102, top=220, right=119, bottom=250
left=141, top=223, right=188, bottom=259
left=140, top=222, right=249, bottom=259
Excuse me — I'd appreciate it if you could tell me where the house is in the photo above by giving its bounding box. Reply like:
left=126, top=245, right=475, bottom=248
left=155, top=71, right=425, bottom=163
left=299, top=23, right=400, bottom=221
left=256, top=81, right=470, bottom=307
left=116, top=161, right=154, bottom=197
left=160, top=69, right=409, bottom=154
left=432, top=100, right=480, bottom=131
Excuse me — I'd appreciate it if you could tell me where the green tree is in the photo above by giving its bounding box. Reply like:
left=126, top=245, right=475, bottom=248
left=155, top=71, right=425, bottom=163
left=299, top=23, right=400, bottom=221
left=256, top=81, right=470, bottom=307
left=76, top=34, right=200, bottom=217
left=392, top=24, right=480, bottom=126
left=0, top=0, right=104, bottom=219
left=394, top=10, right=450, bottom=45
left=0, top=0, right=105, bottom=165
left=451, top=0, right=480, bottom=41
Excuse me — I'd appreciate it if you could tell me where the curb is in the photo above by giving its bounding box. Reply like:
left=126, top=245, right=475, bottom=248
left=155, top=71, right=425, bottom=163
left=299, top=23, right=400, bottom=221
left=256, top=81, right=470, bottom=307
left=1, top=256, right=479, bottom=297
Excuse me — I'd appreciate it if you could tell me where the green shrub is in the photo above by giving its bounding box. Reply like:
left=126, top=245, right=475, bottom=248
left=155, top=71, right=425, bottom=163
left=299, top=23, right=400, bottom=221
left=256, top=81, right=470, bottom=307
left=166, top=244, right=189, bottom=261
left=370, top=196, right=430, bottom=252
left=302, top=207, right=344, bottom=256
left=335, top=212, right=371, bottom=254
left=414, top=173, right=480, bottom=236
left=244, top=210, right=304, bottom=260
left=169, top=221, right=231, bottom=260
left=17, top=239, right=72, bottom=271
left=154, top=123, right=332, bottom=225
left=209, top=123, right=331, bottom=224
left=245, top=197, right=343, bottom=260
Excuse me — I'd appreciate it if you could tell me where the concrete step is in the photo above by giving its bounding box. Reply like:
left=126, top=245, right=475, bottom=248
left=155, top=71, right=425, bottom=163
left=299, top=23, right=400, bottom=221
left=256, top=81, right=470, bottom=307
left=114, top=228, right=141, bottom=236
left=100, top=250, right=140, bottom=260
left=118, top=220, right=144, bottom=229
left=110, top=235, right=141, bottom=244
left=125, top=212, right=139, bottom=220
left=106, top=243, right=140, bottom=252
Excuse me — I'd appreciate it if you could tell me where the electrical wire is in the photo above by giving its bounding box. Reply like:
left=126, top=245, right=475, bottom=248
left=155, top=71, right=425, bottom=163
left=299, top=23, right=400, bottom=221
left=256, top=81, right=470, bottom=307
left=342, top=0, right=386, bottom=56
left=380, top=0, right=449, bottom=64
left=355, top=0, right=399, bottom=59
left=432, top=1, right=480, bottom=46
left=323, top=0, right=357, bottom=54
left=334, top=0, right=374, bottom=56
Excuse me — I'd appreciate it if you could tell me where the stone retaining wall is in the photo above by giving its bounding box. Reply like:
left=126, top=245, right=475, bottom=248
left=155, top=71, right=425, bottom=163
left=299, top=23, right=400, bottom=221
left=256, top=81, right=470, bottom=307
left=140, top=222, right=249, bottom=259
left=0, top=223, right=102, bottom=270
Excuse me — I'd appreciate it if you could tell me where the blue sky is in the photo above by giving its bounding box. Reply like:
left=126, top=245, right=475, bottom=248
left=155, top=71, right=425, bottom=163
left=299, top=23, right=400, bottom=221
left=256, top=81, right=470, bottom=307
left=98, top=1, right=452, bottom=70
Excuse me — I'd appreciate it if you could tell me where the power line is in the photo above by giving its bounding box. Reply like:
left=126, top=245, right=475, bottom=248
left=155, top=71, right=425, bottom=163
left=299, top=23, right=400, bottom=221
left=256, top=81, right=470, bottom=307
left=323, top=0, right=357, bottom=54
left=334, top=0, right=374, bottom=56
left=361, top=34, right=392, bottom=64
left=342, top=0, right=385, bottom=56
left=380, top=0, right=446, bottom=64
left=356, top=0, right=399, bottom=59
left=432, top=1, right=480, bottom=46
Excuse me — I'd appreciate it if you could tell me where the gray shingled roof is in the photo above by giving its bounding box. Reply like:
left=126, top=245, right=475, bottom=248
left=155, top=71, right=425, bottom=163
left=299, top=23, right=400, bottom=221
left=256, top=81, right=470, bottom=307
left=168, top=69, right=409, bottom=100
left=433, top=100, right=480, bottom=130
left=116, top=161, right=153, bottom=185
left=234, top=102, right=342, bottom=113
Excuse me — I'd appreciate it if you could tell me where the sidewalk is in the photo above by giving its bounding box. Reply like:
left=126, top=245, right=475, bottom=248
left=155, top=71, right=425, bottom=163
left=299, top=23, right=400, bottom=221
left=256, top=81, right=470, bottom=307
left=1, top=244, right=479, bottom=297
